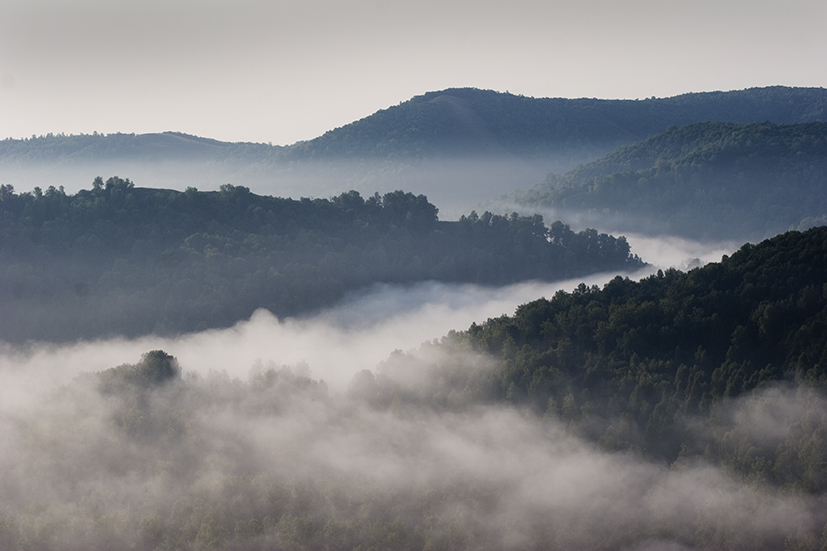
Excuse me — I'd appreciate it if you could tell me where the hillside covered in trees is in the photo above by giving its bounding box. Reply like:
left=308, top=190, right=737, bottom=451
left=358, top=225, right=827, bottom=547
left=381, top=226, right=827, bottom=481
left=290, top=86, right=827, bottom=159
left=0, top=177, right=642, bottom=343
left=508, top=121, right=827, bottom=241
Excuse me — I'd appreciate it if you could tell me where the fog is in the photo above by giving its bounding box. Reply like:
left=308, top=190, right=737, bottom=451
left=0, top=232, right=731, bottom=406
left=1, top=314, right=822, bottom=549
left=3, top=363, right=816, bottom=550
left=10, top=235, right=825, bottom=550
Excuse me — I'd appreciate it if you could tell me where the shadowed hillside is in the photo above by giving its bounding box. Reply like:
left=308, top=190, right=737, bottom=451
left=0, top=177, right=643, bottom=342
left=289, top=86, right=827, bottom=159
left=506, top=121, right=827, bottom=241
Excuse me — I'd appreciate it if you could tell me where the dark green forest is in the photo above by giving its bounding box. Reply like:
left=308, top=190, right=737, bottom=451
left=356, top=226, right=827, bottom=548
left=382, top=226, right=827, bottom=484
left=509, top=121, right=827, bottom=241
left=0, top=176, right=642, bottom=342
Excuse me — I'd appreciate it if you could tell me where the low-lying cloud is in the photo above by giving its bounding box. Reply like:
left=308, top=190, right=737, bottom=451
left=0, top=349, right=821, bottom=550
left=12, top=239, right=816, bottom=550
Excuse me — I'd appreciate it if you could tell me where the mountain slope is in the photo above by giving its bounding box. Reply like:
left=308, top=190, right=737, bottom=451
left=508, top=121, right=827, bottom=241
left=288, top=86, right=827, bottom=160
left=378, top=225, right=827, bottom=481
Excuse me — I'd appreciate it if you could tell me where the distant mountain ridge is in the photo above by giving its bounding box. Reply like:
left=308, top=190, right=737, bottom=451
left=507, top=120, right=827, bottom=241
left=3, top=86, right=826, bottom=164
left=0, top=131, right=274, bottom=164
left=289, top=86, right=827, bottom=159
left=2, top=86, right=826, bottom=214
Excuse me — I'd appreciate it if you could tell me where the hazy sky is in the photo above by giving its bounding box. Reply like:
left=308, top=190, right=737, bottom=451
left=1, top=0, right=824, bottom=145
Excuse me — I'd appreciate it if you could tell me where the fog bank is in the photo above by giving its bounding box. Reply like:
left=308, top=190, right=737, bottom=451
left=0, top=342, right=821, bottom=550
left=3, top=239, right=781, bottom=549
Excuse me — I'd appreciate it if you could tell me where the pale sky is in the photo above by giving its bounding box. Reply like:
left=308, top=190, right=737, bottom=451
left=1, top=0, right=825, bottom=146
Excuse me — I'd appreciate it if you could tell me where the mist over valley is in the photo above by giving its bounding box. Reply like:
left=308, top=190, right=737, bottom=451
left=2, top=84, right=827, bottom=550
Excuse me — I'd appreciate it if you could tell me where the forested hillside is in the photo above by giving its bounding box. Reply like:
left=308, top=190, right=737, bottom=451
left=379, top=226, right=827, bottom=478
left=508, top=121, right=827, bottom=240
left=352, top=226, right=827, bottom=547
left=290, top=86, right=827, bottom=159
left=0, top=177, right=642, bottom=342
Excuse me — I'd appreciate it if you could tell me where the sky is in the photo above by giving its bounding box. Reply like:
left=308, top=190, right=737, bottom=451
left=1, top=0, right=825, bottom=146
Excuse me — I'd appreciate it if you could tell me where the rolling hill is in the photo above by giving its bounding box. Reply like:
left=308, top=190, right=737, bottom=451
left=288, top=85, right=827, bottom=159
left=506, top=121, right=827, bottom=241
left=0, top=177, right=643, bottom=342
left=3, top=86, right=826, bottom=214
